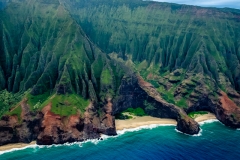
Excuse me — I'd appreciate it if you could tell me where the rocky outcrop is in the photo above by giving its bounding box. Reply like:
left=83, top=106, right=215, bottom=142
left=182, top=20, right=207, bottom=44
left=176, top=115, right=200, bottom=135
left=99, top=98, right=117, bottom=135
left=2, top=73, right=240, bottom=146
left=0, top=98, right=116, bottom=146
left=215, top=91, right=240, bottom=128
left=37, top=103, right=84, bottom=145
left=137, top=75, right=200, bottom=135
left=0, top=115, right=19, bottom=145
left=37, top=101, right=116, bottom=145
left=1, top=0, right=240, bottom=147
left=113, top=74, right=200, bottom=135
left=186, top=91, right=240, bottom=129
left=0, top=99, right=43, bottom=145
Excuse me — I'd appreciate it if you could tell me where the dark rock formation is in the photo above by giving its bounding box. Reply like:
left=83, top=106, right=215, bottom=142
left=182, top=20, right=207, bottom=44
left=215, top=92, right=240, bottom=128
left=99, top=98, right=117, bottom=135
left=0, top=115, right=19, bottom=145
left=0, top=99, right=43, bottom=145
left=2, top=73, right=240, bottom=146
left=1, top=0, right=240, bottom=147
left=176, top=115, right=200, bottom=135
left=37, top=101, right=116, bottom=145
left=37, top=103, right=84, bottom=145
left=113, top=74, right=200, bottom=135
left=0, top=99, right=116, bottom=146
left=186, top=91, right=240, bottom=129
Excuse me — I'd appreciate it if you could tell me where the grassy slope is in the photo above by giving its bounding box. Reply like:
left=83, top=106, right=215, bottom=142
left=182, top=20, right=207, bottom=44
left=101, top=69, right=112, bottom=85
left=0, top=0, right=126, bottom=118
left=63, top=0, right=240, bottom=107
left=188, top=111, right=208, bottom=119
left=1, top=0, right=240, bottom=119
left=39, top=94, right=90, bottom=116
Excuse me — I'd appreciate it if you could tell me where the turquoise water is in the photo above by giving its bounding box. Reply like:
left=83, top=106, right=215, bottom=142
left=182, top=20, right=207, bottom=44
left=1, top=120, right=240, bottom=160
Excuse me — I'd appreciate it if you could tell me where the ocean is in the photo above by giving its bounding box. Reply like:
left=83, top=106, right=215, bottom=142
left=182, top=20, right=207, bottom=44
left=1, top=120, right=240, bottom=160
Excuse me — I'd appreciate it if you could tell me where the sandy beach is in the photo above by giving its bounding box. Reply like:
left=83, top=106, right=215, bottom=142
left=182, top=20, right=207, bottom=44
left=115, top=116, right=177, bottom=130
left=0, top=113, right=217, bottom=153
left=0, top=141, right=36, bottom=152
left=194, top=113, right=216, bottom=122
left=115, top=113, right=217, bottom=130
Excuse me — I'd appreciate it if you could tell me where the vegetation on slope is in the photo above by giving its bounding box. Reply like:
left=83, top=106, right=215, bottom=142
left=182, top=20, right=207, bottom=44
left=0, top=0, right=126, bottom=117
left=1, top=0, right=240, bottom=119
left=0, top=90, right=23, bottom=118
left=5, top=105, right=22, bottom=122
left=115, top=107, right=147, bottom=119
left=40, top=94, right=89, bottom=116
left=124, top=107, right=147, bottom=116
left=63, top=0, right=240, bottom=104
left=188, top=111, right=208, bottom=119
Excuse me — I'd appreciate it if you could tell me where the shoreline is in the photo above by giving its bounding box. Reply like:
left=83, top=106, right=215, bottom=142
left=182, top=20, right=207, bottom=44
left=194, top=113, right=217, bottom=123
left=0, top=113, right=217, bottom=153
left=115, top=113, right=217, bottom=131
left=115, top=116, right=177, bottom=130
left=0, top=141, right=36, bottom=152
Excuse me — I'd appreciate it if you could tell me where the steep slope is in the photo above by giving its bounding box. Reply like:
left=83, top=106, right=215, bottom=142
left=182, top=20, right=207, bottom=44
left=0, top=0, right=240, bottom=146
left=0, top=0, right=121, bottom=145
left=64, top=0, right=240, bottom=92
left=63, top=0, right=240, bottom=127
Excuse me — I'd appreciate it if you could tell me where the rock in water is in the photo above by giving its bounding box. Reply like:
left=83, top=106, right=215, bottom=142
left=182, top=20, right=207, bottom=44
left=176, top=116, right=200, bottom=135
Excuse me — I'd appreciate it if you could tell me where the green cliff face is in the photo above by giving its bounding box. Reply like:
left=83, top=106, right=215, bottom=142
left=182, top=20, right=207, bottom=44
left=0, top=0, right=240, bottom=141
left=63, top=0, right=240, bottom=106
left=0, top=0, right=124, bottom=117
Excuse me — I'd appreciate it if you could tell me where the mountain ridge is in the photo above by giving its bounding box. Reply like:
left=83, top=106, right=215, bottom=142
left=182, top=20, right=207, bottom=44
left=0, top=0, right=240, bottom=146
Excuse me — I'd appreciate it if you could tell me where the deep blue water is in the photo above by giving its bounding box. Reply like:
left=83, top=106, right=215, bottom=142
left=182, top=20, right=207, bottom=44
left=1, top=120, right=240, bottom=160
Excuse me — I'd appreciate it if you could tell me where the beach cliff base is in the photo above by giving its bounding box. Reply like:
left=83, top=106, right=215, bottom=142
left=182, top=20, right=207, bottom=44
left=0, top=113, right=216, bottom=152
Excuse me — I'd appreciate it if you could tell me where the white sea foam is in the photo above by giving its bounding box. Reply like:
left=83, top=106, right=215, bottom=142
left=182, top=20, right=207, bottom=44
left=174, top=119, right=221, bottom=137
left=0, top=137, right=110, bottom=155
left=0, top=144, right=38, bottom=155
left=0, top=121, right=220, bottom=155
left=175, top=128, right=203, bottom=137
left=117, top=124, right=175, bottom=136
left=198, top=119, right=219, bottom=125
left=38, top=138, right=103, bottom=149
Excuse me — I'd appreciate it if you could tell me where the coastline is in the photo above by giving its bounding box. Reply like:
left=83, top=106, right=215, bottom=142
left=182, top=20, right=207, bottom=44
left=194, top=113, right=217, bottom=123
left=115, top=113, right=217, bottom=131
left=115, top=116, right=177, bottom=130
left=0, top=113, right=217, bottom=153
left=0, top=141, right=36, bottom=152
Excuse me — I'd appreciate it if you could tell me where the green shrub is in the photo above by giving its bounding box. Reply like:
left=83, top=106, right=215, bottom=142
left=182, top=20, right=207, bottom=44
left=6, top=106, right=22, bottom=122
left=188, top=111, right=208, bottom=118
left=124, top=107, right=146, bottom=116
left=115, top=113, right=133, bottom=119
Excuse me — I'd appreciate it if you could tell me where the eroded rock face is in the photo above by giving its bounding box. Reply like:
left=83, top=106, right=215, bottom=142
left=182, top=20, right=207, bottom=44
left=37, top=101, right=116, bottom=145
left=82, top=102, right=101, bottom=140
left=99, top=98, right=117, bottom=135
left=0, top=97, right=117, bottom=146
left=113, top=74, right=200, bottom=135
left=1, top=74, right=240, bottom=146
left=37, top=103, right=84, bottom=145
left=0, top=115, right=18, bottom=145
left=176, top=116, right=200, bottom=135
left=0, top=99, right=43, bottom=145
left=186, top=91, right=240, bottom=129
left=113, top=75, right=145, bottom=113
left=215, top=92, right=240, bottom=128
